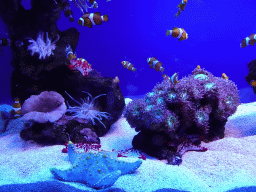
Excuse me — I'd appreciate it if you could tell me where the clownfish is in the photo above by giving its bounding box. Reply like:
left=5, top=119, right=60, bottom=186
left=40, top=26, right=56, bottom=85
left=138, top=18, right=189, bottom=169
left=147, top=57, right=164, bottom=73
left=221, top=73, right=229, bottom=80
left=166, top=27, right=188, bottom=41
left=63, top=1, right=74, bottom=22
left=66, top=45, right=76, bottom=60
left=240, top=34, right=256, bottom=48
left=113, top=76, right=120, bottom=83
left=10, top=98, right=22, bottom=119
left=250, top=80, right=256, bottom=87
left=121, top=61, right=136, bottom=71
left=170, top=73, right=180, bottom=85
left=197, top=65, right=201, bottom=69
left=162, top=73, right=180, bottom=85
left=175, top=0, right=187, bottom=18
left=78, top=12, right=109, bottom=28
left=89, top=0, right=98, bottom=8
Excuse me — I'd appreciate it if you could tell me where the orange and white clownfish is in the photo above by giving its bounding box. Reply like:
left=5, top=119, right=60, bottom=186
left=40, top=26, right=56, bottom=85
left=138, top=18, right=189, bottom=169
left=166, top=27, right=188, bottom=41
left=162, top=73, right=180, bottom=85
left=63, top=1, right=74, bottom=22
left=147, top=57, right=164, bottom=73
left=170, top=73, right=180, bottom=85
left=66, top=45, right=76, bottom=60
left=250, top=80, right=256, bottom=87
left=89, top=0, right=98, bottom=8
left=175, top=0, right=187, bottom=18
left=240, top=34, right=256, bottom=48
left=113, top=76, right=120, bottom=83
left=10, top=98, right=22, bottom=119
left=221, top=73, right=229, bottom=80
left=178, top=0, right=187, bottom=11
left=197, top=65, right=201, bottom=69
left=78, top=12, right=109, bottom=28
left=121, top=61, right=136, bottom=71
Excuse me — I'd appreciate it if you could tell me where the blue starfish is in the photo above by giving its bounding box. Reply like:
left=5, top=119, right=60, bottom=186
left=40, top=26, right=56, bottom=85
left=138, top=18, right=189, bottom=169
left=50, top=141, right=143, bottom=189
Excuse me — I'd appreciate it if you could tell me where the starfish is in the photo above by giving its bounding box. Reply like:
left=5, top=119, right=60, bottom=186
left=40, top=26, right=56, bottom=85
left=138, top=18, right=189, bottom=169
left=50, top=141, right=142, bottom=189
left=167, top=134, right=207, bottom=165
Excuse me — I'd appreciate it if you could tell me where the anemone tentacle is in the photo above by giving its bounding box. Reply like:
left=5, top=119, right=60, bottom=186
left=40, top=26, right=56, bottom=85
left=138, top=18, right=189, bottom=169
left=65, top=91, right=111, bottom=128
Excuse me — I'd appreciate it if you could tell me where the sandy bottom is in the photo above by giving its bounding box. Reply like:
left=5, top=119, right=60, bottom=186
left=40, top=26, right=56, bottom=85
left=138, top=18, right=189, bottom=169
left=0, top=101, right=256, bottom=192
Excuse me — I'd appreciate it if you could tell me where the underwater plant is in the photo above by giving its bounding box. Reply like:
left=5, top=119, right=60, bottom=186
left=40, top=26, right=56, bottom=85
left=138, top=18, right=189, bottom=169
left=65, top=91, right=111, bottom=128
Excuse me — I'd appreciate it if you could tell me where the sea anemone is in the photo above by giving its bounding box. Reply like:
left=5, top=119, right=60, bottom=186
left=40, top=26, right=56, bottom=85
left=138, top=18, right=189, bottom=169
left=27, top=32, right=60, bottom=59
left=65, top=91, right=111, bottom=128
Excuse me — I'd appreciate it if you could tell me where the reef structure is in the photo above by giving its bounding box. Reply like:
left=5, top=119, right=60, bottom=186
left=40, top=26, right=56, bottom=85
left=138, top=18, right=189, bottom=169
left=0, top=0, right=125, bottom=142
left=124, top=67, right=240, bottom=165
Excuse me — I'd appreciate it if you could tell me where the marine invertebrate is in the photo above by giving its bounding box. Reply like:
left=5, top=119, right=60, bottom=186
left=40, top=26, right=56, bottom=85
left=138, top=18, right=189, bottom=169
left=68, top=58, right=92, bottom=76
left=50, top=140, right=142, bottom=189
left=125, top=66, right=240, bottom=165
left=27, top=32, right=59, bottom=59
left=65, top=91, right=111, bottom=128
left=69, top=0, right=98, bottom=13
left=21, top=91, right=67, bottom=123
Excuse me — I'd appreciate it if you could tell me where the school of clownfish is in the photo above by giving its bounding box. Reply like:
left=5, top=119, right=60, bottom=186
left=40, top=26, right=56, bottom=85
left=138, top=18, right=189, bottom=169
left=119, top=0, right=228, bottom=86
left=1, top=0, right=256, bottom=117
left=56, top=0, right=109, bottom=28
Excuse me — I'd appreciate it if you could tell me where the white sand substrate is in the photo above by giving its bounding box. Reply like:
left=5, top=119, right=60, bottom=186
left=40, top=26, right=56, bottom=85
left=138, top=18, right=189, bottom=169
left=0, top=100, right=256, bottom=192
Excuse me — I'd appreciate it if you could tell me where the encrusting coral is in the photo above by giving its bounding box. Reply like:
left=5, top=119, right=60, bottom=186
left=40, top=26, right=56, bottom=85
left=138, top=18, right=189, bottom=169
left=21, top=91, right=67, bottom=123
left=124, top=66, right=240, bottom=165
left=50, top=140, right=142, bottom=189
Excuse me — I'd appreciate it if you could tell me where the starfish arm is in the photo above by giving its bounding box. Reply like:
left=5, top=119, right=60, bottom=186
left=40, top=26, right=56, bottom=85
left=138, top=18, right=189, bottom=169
left=177, top=143, right=207, bottom=156
left=92, top=170, right=121, bottom=189
left=50, top=167, right=75, bottom=181
left=114, top=159, right=143, bottom=175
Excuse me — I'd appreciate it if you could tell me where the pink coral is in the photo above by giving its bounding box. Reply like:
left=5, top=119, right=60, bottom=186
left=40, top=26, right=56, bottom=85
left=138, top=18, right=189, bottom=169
left=21, top=91, right=67, bottom=123
left=69, top=58, right=92, bottom=76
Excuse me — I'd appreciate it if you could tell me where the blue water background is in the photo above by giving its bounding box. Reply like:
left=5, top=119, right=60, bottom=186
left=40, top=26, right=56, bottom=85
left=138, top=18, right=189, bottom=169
left=0, top=0, right=256, bottom=104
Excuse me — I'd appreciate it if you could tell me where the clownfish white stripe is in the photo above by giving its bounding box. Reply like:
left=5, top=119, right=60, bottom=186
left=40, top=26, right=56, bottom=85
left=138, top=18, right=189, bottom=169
left=245, top=37, right=250, bottom=45
left=79, top=18, right=84, bottom=26
left=152, top=60, right=158, bottom=68
left=14, top=101, right=19, bottom=103
left=89, top=13, right=95, bottom=25
left=177, top=28, right=183, bottom=38
left=13, top=107, right=21, bottom=112
left=126, top=62, right=131, bottom=68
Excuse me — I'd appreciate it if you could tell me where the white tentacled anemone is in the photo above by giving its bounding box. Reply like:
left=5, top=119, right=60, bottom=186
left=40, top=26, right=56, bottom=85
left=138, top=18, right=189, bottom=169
left=65, top=91, right=111, bottom=128
left=69, top=0, right=98, bottom=13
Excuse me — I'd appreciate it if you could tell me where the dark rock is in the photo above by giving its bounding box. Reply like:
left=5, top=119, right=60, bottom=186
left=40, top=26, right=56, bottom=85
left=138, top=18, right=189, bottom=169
left=0, top=0, right=125, bottom=144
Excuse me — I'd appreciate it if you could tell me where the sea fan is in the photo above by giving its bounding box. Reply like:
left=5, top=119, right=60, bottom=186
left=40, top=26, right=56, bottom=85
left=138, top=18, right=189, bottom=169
left=27, top=32, right=59, bottom=59
left=65, top=91, right=111, bottom=128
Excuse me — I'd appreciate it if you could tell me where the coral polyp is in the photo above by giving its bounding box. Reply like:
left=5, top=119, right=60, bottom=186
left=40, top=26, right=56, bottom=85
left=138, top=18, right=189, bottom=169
left=65, top=91, right=111, bottom=128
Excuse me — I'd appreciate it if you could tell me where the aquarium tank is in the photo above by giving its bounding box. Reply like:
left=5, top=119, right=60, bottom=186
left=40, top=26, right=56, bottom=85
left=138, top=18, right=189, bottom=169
left=0, top=0, right=256, bottom=192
